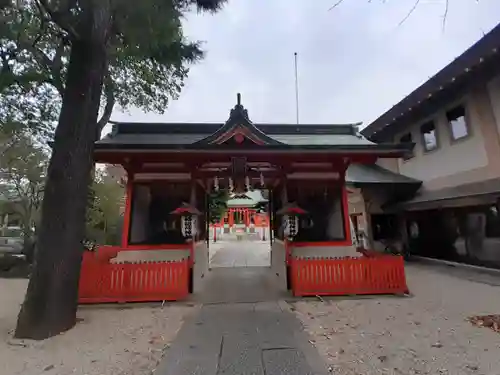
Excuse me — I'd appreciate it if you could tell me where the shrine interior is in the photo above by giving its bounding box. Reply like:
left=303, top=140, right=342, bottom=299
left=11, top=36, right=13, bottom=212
left=272, top=183, right=347, bottom=243
left=127, top=182, right=207, bottom=245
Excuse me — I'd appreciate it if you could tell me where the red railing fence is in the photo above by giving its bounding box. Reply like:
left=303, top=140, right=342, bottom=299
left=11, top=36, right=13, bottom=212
left=78, top=250, right=190, bottom=304
left=290, top=255, right=408, bottom=297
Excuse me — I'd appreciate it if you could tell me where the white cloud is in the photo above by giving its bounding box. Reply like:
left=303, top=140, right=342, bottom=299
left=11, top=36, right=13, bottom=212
left=109, top=0, right=500, bottom=132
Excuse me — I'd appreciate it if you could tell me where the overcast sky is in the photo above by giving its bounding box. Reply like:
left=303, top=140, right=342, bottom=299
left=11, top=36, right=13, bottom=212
left=109, top=0, right=500, bottom=131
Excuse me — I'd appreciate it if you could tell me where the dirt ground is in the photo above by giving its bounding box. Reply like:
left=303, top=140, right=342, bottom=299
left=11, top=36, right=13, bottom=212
left=292, top=263, right=500, bottom=375
left=0, top=279, right=196, bottom=375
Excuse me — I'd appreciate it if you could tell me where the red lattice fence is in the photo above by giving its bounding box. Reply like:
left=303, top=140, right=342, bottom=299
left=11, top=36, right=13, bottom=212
left=78, top=249, right=190, bottom=304
left=290, top=255, right=408, bottom=297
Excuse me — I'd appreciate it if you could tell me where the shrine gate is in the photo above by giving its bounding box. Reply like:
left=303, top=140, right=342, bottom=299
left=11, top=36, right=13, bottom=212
left=79, top=94, right=410, bottom=303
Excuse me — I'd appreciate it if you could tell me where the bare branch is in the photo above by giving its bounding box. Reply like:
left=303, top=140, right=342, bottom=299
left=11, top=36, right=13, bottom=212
left=328, top=0, right=346, bottom=11
left=398, top=0, right=421, bottom=27
left=442, top=0, right=449, bottom=32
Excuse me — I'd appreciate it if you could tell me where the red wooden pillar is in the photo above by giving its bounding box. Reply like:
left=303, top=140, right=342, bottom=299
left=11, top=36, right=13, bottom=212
left=341, top=185, right=353, bottom=246
left=121, top=173, right=134, bottom=248
left=229, top=208, right=234, bottom=227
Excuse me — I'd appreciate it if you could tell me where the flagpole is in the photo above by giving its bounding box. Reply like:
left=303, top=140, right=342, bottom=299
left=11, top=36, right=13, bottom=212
left=294, top=52, right=299, bottom=125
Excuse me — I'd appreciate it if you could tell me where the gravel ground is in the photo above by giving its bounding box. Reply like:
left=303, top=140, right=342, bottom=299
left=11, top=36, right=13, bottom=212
left=292, top=263, right=500, bottom=375
left=0, top=279, right=196, bottom=375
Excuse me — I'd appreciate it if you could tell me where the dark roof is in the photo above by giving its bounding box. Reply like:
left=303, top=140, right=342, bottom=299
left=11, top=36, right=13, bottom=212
left=393, top=177, right=500, bottom=211
left=99, top=94, right=413, bottom=155
left=107, top=121, right=362, bottom=136
left=362, top=22, right=500, bottom=141
left=346, top=163, right=421, bottom=186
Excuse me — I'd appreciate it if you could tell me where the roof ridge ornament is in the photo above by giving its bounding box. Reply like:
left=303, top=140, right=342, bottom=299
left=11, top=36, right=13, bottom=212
left=230, top=92, right=249, bottom=120
left=352, top=125, right=364, bottom=139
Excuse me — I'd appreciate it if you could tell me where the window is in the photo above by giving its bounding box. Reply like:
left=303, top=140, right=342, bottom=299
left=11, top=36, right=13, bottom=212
left=420, top=121, right=438, bottom=152
left=446, top=105, right=469, bottom=141
left=399, top=132, right=414, bottom=160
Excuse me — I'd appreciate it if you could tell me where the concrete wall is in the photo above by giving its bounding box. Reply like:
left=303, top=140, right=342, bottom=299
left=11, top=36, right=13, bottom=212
left=193, top=241, right=209, bottom=293
left=129, top=185, right=151, bottom=243
left=347, top=187, right=408, bottom=252
left=270, top=240, right=287, bottom=289
left=388, top=83, right=500, bottom=191
left=376, top=157, right=399, bottom=173
left=487, top=74, right=500, bottom=136
left=394, top=96, right=486, bottom=187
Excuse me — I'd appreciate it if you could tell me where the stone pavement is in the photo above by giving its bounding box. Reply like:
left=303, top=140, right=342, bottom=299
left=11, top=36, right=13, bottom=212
left=156, top=302, right=329, bottom=375
left=156, top=240, right=329, bottom=375
left=209, top=239, right=270, bottom=268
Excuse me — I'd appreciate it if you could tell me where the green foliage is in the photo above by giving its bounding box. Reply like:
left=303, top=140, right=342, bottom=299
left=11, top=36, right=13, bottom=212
left=0, top=127, right=48, bottom=256
left=208, top=190, right=229, bottom=223
left=85, top=170, right=124, bottom=246
left=0, top=0, right=227, bottom=136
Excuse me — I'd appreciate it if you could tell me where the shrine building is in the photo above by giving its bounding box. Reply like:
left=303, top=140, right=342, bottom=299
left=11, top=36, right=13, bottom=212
left=78, top=94, right=415, bottom=303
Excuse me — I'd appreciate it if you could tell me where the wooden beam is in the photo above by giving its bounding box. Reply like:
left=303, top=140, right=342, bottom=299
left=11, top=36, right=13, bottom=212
left=94, top=151, right=383, bottom=165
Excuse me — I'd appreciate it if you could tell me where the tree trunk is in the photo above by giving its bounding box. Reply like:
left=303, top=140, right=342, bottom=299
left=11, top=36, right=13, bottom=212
left=14, top=38, right=107, bottom=339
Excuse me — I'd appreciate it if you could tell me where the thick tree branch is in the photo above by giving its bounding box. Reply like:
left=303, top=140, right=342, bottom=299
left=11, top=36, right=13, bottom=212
left=36, top=0, right=79, bottom=38
left=50, top=40, right=66, bottom=94
left=97, top=72, right=115, bottom=135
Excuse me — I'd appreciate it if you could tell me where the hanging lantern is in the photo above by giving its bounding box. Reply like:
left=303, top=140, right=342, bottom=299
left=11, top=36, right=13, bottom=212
left=170, top=203, right=202, bottom=240
left=260, top=172, right=264, bottom=187
left=181, top=216, right=193, bottom=238
left=287, top=215, right=299, bottom=238
left=229, top=177, right=234, bottom=193
left=245, top=176, right=250, bottom=191
left=277, top=202, right=307, bottom=240
left=214, top=176, right=219, bottom=192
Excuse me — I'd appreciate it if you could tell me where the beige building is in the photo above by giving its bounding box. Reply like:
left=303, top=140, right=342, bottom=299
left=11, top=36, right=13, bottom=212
left=357, top=23, right=500, bottom=266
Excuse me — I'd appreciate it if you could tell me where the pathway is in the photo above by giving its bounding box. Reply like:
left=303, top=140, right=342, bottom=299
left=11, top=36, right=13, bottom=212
left=209, top=239, right=270, bottom=268
left=156, top=240, right=329, bottom=375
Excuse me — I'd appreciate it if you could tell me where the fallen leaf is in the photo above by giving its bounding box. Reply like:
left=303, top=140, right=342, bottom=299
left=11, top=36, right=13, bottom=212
left=468, top=314, right=500, bottom=334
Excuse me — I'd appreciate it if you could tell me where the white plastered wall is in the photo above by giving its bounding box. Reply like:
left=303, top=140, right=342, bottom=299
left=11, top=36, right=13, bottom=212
left=291, top=245, right=359, bottom=258
left=293, top=188, right=358, bottom=258
left=129, top=185, right=151, bottom=244
left=325, top=194, right=345, bottom=240
left=111, top=248, right=190, bottom=263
